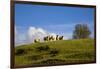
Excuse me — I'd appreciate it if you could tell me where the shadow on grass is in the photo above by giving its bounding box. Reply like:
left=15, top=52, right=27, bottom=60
left=34, top=59, right=66, bottom=64
left=35, top=45, right=50, bottom=52
left=28, top=54, right=43, bottom=61
left=15, top=48, right=27, bottom=55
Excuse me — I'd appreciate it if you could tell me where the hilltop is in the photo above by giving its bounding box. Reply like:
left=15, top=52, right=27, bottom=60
left=15, top=39, right=95, bottom=67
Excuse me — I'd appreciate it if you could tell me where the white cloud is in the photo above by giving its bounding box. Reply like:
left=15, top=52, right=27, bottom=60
left=28, top=27, right=47, bottom=42
left=15, top=26, right=57, bottom=46
left=28, top=26, right=57, bottom=42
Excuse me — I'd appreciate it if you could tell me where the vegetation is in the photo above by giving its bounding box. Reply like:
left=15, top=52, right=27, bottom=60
left=15, top=39, right=95, bottom=67
left=49, top=48, right=59, bottom=57
left=73, top=24, right=91, bottom=39
left=35, top=45, right=50, bottom=52
left=15, top=48, right=26, bottom=55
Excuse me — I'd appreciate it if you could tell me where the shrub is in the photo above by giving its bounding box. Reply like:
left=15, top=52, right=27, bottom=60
left=28, top=55, right=43, bottom=61
left=36, top=45, right=50, bottom=52
left=49, top=48, right=59, bottom=57
left=15, top=48, right=26, bottom=55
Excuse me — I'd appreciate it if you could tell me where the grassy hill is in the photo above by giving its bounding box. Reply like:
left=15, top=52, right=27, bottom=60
left=15, top=39, right=95, bottom=67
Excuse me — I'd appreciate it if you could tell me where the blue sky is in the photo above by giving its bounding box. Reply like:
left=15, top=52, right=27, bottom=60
left=15, top=3, right=95, bottom=45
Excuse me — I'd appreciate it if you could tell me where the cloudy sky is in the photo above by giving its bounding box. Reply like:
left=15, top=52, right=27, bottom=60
left=15, top=3, right=95, bottom=46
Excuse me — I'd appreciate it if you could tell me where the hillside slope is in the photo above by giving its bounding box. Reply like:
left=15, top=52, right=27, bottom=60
left=15, top=39, right=95, bottom=67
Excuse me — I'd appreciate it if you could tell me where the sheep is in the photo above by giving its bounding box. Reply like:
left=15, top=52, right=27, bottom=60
left=59, top=36, right=63, bottom=40
left=44, top=36, right=47, bottom=41
left=44, top=35, right=55, bottom=41
left=44, top=36, right=49, bottom=41
left=44, top=35, right=64, bottom=42
left=34, top=38, right=40, bottom=43
left=56, top=35, right=64, bottom=40
left=49, top=36, right=54, bottom=41
left=56, top=35, right=59, bottom=40
left=51, top=36, right=55, bottom=41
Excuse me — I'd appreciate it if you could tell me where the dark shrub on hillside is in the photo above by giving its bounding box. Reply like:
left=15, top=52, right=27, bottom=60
left=35, top=45, right=50, bottom=52
left=28, top=55, right=43, bottom=61
left=15, top=49, right=26, bottom=55
left=26, top=48, right=33, bottom=51
left=49, top=48, right=59, bottom=57
left=40, top=59, right=65, bottom=64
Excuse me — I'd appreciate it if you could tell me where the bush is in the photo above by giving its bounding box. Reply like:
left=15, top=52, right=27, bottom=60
left=73, top=24, right=91, bottom=39
left=15, top=48, right=26, bottom=55
left=49, top=48, right=59, bottom=57
left=28, top=55, right=43, bottom=61
left=36, top=45, right=50, bottom=52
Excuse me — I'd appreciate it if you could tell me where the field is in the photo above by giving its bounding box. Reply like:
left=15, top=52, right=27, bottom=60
left=15, top=39, right=95, bottom=67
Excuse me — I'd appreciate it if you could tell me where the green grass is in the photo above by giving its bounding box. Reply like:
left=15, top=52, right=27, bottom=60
left=15, top=39, right=95, bottom=67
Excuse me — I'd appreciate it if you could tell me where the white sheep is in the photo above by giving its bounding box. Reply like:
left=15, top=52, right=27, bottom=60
left=34, top=38, right=40, bottom=43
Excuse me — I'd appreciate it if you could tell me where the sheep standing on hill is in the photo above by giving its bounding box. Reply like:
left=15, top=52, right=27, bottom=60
left=44, top=35, right=64, bottom=42
left=59, top=36, right=63, bottom=40
left=49, top=35, right=55, bottom=41
left=56, top=35, right=63, bottom=40
left=51, top=36, right=55, bottom=41
left=44, top=35, right=55, bottom=41
left=44, top=36, right=49, bottom=41
left=56, top=35, right=59, bottom=40
left=34, top=39, right=40, bottom=43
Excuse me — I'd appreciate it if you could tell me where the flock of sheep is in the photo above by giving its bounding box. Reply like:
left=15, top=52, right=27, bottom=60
left=34, top=35, right=64, bottom=43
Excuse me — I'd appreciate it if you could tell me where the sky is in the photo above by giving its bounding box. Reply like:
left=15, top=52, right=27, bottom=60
left=15, top=3, right=95, bottom=46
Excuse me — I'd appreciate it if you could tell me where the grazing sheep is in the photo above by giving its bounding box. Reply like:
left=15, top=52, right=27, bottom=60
left=56, top=35, right=59, bottom=40
left=44, top=35, right=63, bottom=42
left=59, top=36, right=63, bottom=40
left=49, top=36, right=53, bottom=41
left=44, top=36, right=49, bottom=41
left=48, top=35, right=55, bottom=41
left=51, top=36, right=55, bottom=41
left=44, top=37, right=47, bottom=41
left=44, top=35, right=55, bottom=41
left=34, top=39, right=40, bottom=43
